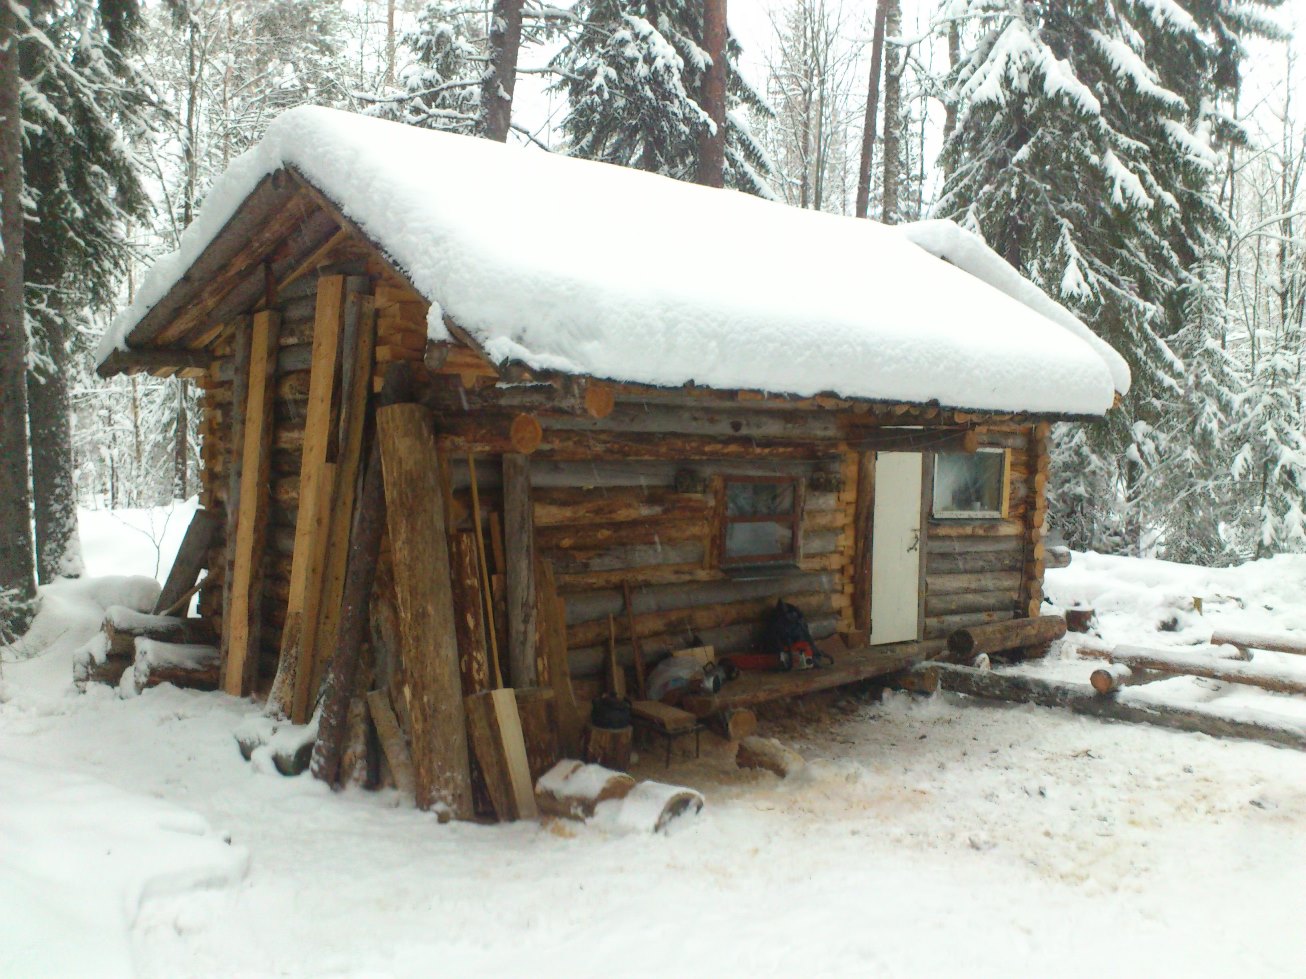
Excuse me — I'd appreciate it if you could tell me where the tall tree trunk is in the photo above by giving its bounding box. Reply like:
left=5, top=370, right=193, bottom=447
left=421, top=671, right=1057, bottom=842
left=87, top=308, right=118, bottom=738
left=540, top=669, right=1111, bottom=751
left=0, top=2, right=38, bottom=626
left=481, top=0, right=524, bottom=142
left=880, top=0, right=902, bottom=224
left=941, top=21, right=959, bottom=161
left=695, top=0, right=728, bottom=188
left=28, top=314, right=83, bottom=581
left=854, top=0, right=889, bottom=219
left=385, top=0, right=397, bottom=88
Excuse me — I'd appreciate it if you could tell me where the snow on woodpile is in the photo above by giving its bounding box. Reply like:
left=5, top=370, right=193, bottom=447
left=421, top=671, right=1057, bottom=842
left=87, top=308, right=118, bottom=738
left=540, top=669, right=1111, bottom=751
left=101, top=106, right=1126, bottom=416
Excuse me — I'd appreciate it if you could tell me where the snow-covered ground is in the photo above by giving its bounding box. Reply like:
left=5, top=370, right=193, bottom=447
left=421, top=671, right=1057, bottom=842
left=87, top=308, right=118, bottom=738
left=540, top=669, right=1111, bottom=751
left=2, top=514, right=1305, bottom=978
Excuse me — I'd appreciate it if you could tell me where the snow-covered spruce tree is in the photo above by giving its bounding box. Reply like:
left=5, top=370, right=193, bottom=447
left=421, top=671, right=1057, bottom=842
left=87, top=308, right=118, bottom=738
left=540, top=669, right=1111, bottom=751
left=554, top=0, right=775, bottom=196
left=363, top=1, right=484, bottom=134
left=20, top=0, right=157, bottom=581
left=937, top=0, right=1282, bottom=554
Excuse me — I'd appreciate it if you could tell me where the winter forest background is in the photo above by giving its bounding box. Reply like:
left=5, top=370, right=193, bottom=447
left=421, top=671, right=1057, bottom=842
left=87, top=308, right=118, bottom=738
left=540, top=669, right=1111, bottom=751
left=1, top=0, right=1303, bottom=632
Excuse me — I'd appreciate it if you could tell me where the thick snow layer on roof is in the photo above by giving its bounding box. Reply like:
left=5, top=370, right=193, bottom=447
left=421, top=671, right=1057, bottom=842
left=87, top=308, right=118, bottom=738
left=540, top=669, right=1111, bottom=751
left=102, top=106, right=1126, bottom=416
left=899, top=219, right=1131, bottom=396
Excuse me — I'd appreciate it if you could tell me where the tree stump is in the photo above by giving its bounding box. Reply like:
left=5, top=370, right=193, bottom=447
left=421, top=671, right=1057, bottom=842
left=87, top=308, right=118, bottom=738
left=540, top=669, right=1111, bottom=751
left=586, top=725, right=632, bottom=771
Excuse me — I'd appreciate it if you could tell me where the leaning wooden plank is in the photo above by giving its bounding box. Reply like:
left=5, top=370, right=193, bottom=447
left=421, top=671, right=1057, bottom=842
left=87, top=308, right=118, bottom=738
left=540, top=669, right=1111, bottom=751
left=1211, top=628, right=1306, bottom=658
left=309, top=283, right=376, bottom=702
left=538, top=560, right=582, bottom=757
left=947, top=615, right=1067, bottom=659
left=270, top=275, right=345, bottom=721
left=218, top=317, right=252, bottom=683
left=377, top=402, right=474, bottom=818
left=464, top=688, right=537, bottom=820
left=311, top=441, right=386, bottom=787
left=930, top=663, right=1306, bottom=751
left=450, top=531, right=492, bottom=696
left=221, top=311, right=281, bottom=696
left=503, top=452, right=538, bottom=687
left=366, top=688, right=416, bottom=800
left=1109, top=645, right=1306, bottom=697
left=154, top=508, right=219, bottom=614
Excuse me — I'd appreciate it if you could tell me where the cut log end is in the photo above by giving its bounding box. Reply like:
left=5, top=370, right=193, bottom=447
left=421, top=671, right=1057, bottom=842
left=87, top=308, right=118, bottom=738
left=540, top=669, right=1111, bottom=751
left=736, top=736, right=804, bottom=778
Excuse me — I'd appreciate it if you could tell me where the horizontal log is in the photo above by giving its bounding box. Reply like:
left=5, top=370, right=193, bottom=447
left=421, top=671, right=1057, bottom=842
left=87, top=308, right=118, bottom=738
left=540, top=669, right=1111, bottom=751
left=925, top=610, right=1014, bottom=639
left=929, top=664, right=1306, bottom=751
left=927, top=519, right=1024, bottom=538
left=545, top=540, right=705, bottom=575
left=947, top=615, right=1067, bottom=657
left=532, top=488, right=711, bottom=527
left=926, top=550, right=1025, bottom=574
left=536, top=517, right=705, bottom=553
left=564, top=571, right=835, bottom=626
left=1110, top=645, right=1306, bottom=696
left=925, top=590, right=1020, bottom=617
left=98, top=348, right=215, bottom=376
left=1210, top=628, right=1306, bottom=658
left=927, top=536, right=1026, bottom=556
left=926, top=571, right=1023, bottom=596
left=1046, top=546, right=1072, bottom=569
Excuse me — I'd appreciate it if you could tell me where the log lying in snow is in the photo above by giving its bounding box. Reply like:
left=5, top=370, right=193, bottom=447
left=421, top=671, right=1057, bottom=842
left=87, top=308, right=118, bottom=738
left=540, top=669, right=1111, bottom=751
left=947, top=615, right=1067, bottom=659
left=1046, top=546, right=1072, bottom=569
left=72, top=634, right=120, bottom=689
left=1109, top=645, right=1306, bottom=697
left=736, top=736, right=805, bottom=778
left=128, top=639, right=220, bottom=694
left=535, top=760, right=635, bottom=820
left=102, top=606, right=212, bottom=658
left=1211, top=628, right=1306, bottom=659
left=926, top=663, right=1306, bottom=751
left=1089, top=663, right=1134, bottom=695
left=593, top=781, right=704, bottom=834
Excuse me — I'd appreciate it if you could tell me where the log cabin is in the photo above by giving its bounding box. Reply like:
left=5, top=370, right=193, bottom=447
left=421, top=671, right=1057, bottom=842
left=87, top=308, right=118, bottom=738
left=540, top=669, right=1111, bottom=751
left=97, top=107, right=1129, bottom=815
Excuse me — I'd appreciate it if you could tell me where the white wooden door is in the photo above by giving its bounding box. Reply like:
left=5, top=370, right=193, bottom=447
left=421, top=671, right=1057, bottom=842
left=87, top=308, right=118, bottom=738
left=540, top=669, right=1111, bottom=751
left=869, top=452, right=923, bottom=645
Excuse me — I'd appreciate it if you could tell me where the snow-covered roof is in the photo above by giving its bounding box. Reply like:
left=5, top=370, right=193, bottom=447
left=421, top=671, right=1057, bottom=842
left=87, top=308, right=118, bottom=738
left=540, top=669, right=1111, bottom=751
left=101, top=106, right=1129, bottom=417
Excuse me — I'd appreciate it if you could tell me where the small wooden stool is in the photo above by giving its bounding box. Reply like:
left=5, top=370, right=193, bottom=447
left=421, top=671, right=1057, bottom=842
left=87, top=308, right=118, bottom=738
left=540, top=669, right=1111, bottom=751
left=631, top=700, right=703, bottom=767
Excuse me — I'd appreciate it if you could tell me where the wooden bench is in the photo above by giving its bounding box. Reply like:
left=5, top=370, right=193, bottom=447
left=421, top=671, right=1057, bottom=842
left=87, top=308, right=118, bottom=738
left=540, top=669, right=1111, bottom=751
left=630, top=700, right=702, bottom=766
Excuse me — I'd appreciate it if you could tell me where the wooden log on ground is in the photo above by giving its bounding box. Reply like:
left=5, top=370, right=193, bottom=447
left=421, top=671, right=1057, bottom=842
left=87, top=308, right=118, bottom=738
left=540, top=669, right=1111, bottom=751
left=1046, top=546, right=1072, bottom=569
left=1090, top=663, right=1134, bottom=695
left=709, top=708, right=757, bottom=742
left=534, top=760, right=636, bottom=820
left=464, top=687, right=538, bottom=820
left=947, top=615, right=1067, bottom=658
left=103, top=608, right=211, bottom=658
left=154, top=508, right=219, bottom=614
left=130, top=640, right=220, bottom=693
left=604, top=781, right=704, bottom=834
left=377, top=402, right=474, bottom=818
left=930, top=663, right=1306, bottom=751
left=1065, top=608, right=1096, bottom=633
left=1211, top=628, right=1306, bottom=658
left=1110, top=645, right=1306, bottom=697
left=366, top=689, right=416, bottom=800
left=585, top=724, right=632, bottom=771
left=736, top=736, right=805, bottom=777
left=311, top=441, right=386, bottom=787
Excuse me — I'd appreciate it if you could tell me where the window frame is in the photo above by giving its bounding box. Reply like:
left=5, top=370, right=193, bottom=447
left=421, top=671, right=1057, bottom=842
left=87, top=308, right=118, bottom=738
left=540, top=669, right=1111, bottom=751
left=718, top=474, right=804, bottom=568
left=930, top=448, right=1010, bottom=521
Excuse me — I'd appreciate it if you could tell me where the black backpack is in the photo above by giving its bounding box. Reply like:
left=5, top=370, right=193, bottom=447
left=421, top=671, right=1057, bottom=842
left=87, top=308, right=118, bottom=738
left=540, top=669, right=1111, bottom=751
left=763, top=600, right=814, bottom=655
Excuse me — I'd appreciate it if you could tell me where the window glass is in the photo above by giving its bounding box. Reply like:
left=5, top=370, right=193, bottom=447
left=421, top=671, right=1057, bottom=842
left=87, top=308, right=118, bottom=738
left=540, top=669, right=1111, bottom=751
left=933, top=451, right=1005, bottom=517
left=722, top=477, right=800, bottom=564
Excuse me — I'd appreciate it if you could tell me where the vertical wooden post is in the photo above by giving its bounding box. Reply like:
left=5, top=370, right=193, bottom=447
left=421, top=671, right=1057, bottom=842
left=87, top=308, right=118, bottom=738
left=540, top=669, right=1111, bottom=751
left=309, top=282, right=375, bottom=701
left=450, top=531, right=492, bottom=695
left=1023, top=423, right=1051, bottom=619
left=851, top=451, right=874, bottom=635
left=219, top=318, right=251, bottom=688
left=271, top=274, right=345, bottom=721
left=221, top=311, right=280, bottom=696
left=917, top=453, right=933, bottom=641
left=377, top=402, right=474, bottom=819
left=503, top=452, right=538, bottom=688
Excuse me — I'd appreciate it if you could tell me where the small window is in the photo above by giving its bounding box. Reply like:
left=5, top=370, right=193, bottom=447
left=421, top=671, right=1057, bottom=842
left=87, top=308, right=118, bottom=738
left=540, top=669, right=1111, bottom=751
left=721, top=476, right=801, bottom=565
left=933, top=449, right=1008, bottom=519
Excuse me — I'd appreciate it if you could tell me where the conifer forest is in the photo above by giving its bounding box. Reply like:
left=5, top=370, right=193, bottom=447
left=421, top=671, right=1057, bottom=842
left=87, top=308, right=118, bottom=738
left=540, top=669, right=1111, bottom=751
left=0, top=0, right=1301, bottom=627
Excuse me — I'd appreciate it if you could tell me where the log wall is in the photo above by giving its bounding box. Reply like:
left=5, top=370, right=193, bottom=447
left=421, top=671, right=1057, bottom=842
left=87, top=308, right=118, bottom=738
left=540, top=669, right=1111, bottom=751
left=192, top=253, right=1050, bottom=697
